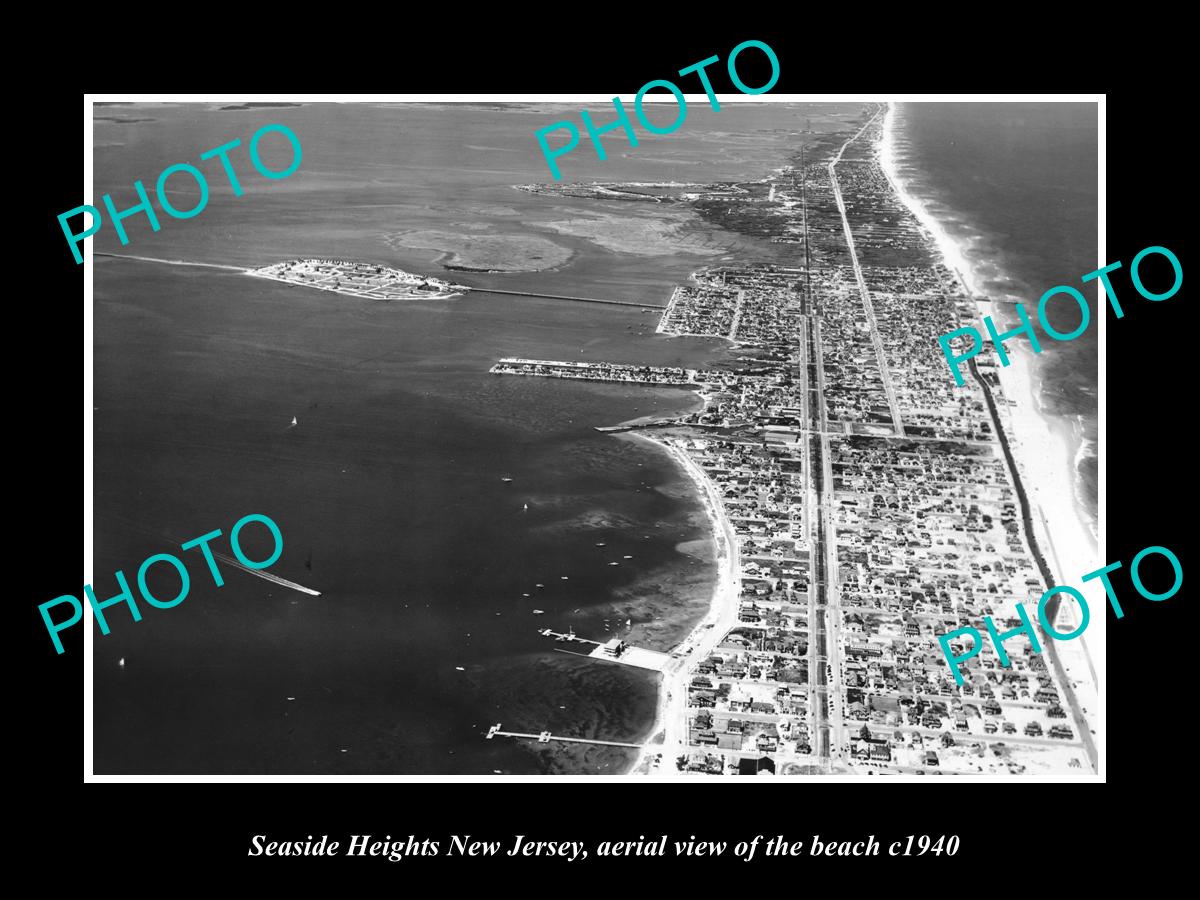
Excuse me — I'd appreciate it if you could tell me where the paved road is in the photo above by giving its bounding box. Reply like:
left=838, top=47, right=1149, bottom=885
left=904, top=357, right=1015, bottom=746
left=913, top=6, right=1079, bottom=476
left=875, top=720, right=1085, bottom=752
left=826, top=109, right=906, bottom=437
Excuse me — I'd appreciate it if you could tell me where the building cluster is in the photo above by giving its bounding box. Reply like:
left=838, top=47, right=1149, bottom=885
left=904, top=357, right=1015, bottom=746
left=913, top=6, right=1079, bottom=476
left=489, top=358, right=697, bottom=386
left=497, top=103, right=1093, bottom=776
left=865, top=267, right=997, bottom=440
left=657, top=284, right=743, bottom=340
left=817, top=273, right=896, bottom=431
left=251, top=259, right=466, bottom=301
left=837, top=159, right=938, bottom=266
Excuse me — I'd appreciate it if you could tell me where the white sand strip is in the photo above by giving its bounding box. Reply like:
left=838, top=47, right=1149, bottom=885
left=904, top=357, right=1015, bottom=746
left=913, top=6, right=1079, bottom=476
left=212, top=551, right=321, bottom=597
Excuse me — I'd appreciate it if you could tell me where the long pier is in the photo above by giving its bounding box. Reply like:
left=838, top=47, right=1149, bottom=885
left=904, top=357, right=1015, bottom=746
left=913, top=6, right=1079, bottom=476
left=539, top=628, right=600, bottom=647
left=486, top=723, right=643, bottom=749
left=470, top=288, right=665, bottom=309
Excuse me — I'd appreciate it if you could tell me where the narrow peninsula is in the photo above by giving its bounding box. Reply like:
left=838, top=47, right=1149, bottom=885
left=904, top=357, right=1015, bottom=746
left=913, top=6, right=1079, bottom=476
left=490, top=103, right=1098, bottom=779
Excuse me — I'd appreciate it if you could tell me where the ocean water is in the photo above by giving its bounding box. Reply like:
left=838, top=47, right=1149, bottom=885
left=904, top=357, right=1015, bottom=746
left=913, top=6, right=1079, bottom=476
left=91, top=101, right=838, bottom=774
left=887, top=102, right=1099, bottom=536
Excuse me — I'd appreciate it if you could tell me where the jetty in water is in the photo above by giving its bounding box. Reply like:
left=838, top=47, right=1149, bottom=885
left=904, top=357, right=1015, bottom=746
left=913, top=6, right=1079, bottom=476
left=538, top=628, right=670, bottom=672
left=486, top=723, right=644, bottom=749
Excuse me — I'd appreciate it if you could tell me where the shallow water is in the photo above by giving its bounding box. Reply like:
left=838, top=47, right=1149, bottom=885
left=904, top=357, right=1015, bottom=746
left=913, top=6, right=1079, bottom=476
left=91, top=101, right=823, bottom=774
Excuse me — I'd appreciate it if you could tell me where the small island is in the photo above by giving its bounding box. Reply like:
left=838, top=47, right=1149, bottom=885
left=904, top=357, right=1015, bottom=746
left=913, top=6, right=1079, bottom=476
left=249, top=259, right=469, bottom=301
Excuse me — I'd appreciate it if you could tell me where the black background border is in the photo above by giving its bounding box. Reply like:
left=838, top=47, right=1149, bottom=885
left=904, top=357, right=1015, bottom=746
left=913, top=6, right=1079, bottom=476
left=22, top=26, right=1189, bottom=881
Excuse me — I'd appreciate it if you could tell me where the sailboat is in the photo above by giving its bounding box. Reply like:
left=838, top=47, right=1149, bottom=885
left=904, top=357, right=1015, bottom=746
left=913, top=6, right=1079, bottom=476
left=522, top=503, right=529, bottom=511
left=289, top=416, right=298, bottom=427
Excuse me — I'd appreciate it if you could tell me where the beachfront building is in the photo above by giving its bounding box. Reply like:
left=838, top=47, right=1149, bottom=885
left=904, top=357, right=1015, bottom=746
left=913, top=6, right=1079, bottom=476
left=492, top=102, right=1095, bottom=777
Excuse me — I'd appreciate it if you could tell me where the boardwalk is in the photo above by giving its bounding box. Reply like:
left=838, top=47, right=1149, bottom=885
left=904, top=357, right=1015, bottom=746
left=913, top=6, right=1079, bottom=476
left=968, top=357, right=1098, bottom=773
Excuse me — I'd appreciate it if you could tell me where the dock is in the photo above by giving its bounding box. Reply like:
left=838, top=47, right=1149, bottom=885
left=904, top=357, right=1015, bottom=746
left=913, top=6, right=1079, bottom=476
left=539, top=627, right=599, bottom=646
left=486, top=723, right=643, bottom=749
left=538, top=628, right=670, bottom=672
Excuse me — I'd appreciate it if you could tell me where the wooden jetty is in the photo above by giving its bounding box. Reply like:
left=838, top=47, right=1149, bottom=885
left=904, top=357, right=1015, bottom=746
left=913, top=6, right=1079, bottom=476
left=538, top=628, right=669, bottom=672
left=486, top=723, right=643, bottom=749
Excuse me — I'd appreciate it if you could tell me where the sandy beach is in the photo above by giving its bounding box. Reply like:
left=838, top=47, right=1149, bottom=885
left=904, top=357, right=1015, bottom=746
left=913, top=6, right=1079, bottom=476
left=621, top=433, right=740, bottom=775
left=598, top=378, right=742, bottom=775
left=986, top=349, right=1102, bottom=738
left=880, top=103, right=1102, bottom=758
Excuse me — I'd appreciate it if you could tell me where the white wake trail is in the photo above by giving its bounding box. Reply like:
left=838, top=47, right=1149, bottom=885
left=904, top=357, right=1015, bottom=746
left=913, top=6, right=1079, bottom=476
left=212, top=552, right=322, bottom=596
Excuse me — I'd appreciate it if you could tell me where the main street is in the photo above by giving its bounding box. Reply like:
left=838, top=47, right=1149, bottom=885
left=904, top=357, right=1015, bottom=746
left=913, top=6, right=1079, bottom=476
left=827, top=108, right=906, bottom=438
left=797, top=153, right=844, bottom=770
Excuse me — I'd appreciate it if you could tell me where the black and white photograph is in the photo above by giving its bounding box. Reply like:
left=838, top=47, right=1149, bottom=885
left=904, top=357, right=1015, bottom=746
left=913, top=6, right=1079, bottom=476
left=78, top=94, right=1110, bottom=779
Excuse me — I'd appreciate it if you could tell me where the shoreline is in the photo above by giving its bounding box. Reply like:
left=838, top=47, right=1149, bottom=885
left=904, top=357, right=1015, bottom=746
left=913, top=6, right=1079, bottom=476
left=601, top=374, right=736, bottom=775
left=879, top=103, right=1098, bottom=581
left=621, top=433, right=740, bottom=775
left=554, top=103, right=1100, bottom=775
left=880, top=102, right=1100, bottom=768
left=601, top=389, right=710, bottom=432
left=879, top=104, right=1097, bottom=541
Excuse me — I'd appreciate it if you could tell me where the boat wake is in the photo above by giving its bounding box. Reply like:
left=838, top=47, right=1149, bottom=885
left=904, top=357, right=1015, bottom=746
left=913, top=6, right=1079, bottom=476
left=212, top=551, right=322, bottom=596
